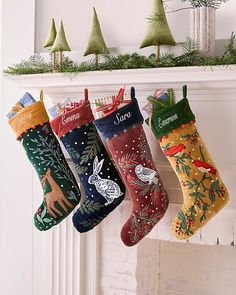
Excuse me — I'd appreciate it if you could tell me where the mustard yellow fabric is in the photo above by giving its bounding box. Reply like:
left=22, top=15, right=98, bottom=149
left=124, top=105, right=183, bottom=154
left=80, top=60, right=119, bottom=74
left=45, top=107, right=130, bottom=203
left=160, top=122, right=229, bottom=240
left=9, top=101, right=49, bottom=138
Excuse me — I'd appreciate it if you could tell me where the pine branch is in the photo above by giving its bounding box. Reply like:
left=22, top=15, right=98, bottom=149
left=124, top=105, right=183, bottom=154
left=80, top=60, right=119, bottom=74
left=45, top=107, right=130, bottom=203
left=4, top=32, right=236, bottom=76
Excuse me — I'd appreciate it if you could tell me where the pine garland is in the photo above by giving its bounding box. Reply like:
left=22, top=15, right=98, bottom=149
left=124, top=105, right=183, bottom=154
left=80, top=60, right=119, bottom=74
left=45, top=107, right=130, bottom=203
left=4, top=34, right=236, bottom=76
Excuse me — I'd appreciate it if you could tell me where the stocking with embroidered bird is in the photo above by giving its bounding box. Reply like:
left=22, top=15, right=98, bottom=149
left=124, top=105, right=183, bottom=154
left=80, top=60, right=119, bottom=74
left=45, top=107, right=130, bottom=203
left=94, top=87, right=169, bottom=247
left=150, top=86, right=229, bottom=240
left=8, top=92, right=81, bottom=231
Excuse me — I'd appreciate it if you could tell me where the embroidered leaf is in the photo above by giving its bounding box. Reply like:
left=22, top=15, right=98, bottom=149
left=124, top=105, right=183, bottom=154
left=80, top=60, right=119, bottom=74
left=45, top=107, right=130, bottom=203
left=75, top=164, right=88, bottom=175
left=80, top=127, right=101, bottom=164
left=130, top=205, right=162, bottom=243
left=186, top=180, right=194, bottom=189
left=64, top=142, right=80, bottom=160
left=178, top=211, right=185, bottom=221
left=138, top=133, right=150, bottom=161
left=193, top=178, right=199, bottom=185
left=79, top=199, right=104, bottom=215
left=29, top=129, right=80, bottom=195
left=41, top=205, right=47, bottom=218
left=118, top=153, right=138, bottom=170
left=67, top=190, right=77, bottom=201
left=182, top=164, right=191, bottom=177
left=211, top=180, right=219, bottom=191
left=78, top=215, right=106, bottom=228
left=209, top=189, right=216, bottom=202
left=162, top=143, right=170, bottom=150
left=36, top=214, right=44, bottom=224
left=181, top=131, right=199, bottom=145
left=42, top=218, right=53, bottom=223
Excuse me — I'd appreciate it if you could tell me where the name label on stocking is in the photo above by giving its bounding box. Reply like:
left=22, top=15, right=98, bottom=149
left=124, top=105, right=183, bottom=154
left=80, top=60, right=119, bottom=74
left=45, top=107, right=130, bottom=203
left=62, top=113, right=80, bottom=125
left=114, top=112, right=132, bottom=125
left=158, top=114, right=178, bottom=129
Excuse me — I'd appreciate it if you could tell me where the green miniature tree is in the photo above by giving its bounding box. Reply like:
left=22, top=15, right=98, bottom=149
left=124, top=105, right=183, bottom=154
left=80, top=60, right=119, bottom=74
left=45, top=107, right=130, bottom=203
left=84, top=7, right=109, bottom=65
left=44, top=18, right=57, bottom=65
left=140, top=0, right=176, bottom=60
left=51, top=21, right=71, bottom=64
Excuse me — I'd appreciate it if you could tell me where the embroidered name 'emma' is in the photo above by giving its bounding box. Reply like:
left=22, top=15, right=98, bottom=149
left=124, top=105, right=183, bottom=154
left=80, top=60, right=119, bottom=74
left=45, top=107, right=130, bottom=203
left=158, top=114, right=178, bottom=128
left=17, top=113, right=32, bottom=126
left=114, top=112, right=132, bottom=125
left=62, top=113, right=80, bottom=125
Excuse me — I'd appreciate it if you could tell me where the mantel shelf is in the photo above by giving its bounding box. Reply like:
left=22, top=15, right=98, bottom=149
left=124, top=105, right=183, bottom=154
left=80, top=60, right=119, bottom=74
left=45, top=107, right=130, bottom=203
left=7, top=66, right=236, bottom=98
left=8, top=66, right=236, bottom=246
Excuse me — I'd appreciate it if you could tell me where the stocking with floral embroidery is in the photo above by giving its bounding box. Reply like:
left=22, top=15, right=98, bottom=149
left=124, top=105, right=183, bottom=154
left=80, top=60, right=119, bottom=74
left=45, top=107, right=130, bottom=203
left=150, top=87, right=229, bottom=240
left=94, top=87, right=169, bottom=246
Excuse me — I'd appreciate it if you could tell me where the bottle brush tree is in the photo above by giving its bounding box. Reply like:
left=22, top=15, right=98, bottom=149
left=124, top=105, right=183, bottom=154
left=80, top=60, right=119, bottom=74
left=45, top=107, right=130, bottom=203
left=84, top=7, right=109, bottom=65
left=51, top=21, right=71, bottom=65
left=140, top=0, right=176, bottom=60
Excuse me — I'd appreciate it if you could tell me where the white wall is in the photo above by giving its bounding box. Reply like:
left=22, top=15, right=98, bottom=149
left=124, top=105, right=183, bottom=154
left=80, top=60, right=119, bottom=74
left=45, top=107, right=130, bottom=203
left=35, top=0, right=236, bottom=55
left=0, top=1, right=35, bottom=294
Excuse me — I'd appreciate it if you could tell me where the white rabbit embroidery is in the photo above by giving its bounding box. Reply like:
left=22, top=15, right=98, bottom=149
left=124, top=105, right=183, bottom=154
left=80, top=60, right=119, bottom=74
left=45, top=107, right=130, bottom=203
left=88, top=156, right=123, bottom=206
left=135, top=164, right=159, bottom=185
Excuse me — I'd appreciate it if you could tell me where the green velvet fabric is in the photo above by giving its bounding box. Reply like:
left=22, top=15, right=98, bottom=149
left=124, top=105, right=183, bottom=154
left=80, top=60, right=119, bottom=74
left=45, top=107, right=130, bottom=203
left=51, top=21, right=71, bottom=53
left=140, top=0, right=176, bottom=48
left=84, top=7, right=109, bottom=56
left=151, top=98, right=195, bottom=140
left=44, top=18, right=57, bottom=48
left=19, top=122, right=80, bottom=231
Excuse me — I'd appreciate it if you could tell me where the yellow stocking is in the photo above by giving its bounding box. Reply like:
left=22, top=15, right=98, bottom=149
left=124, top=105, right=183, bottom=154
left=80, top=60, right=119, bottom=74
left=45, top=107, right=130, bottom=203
left=151, top=96, right=229, bottom=240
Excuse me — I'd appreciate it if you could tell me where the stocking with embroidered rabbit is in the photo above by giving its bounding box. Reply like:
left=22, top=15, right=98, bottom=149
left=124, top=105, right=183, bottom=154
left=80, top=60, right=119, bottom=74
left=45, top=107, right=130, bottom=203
left=8, top=93, right=81, bottom=231
left=50, top=89, right=125, bottom=233
left=94, top=87, right=169, bottom=247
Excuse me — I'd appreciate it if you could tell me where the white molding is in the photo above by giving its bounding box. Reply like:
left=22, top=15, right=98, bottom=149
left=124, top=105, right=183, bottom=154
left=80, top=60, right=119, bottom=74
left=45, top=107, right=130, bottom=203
left=7, top=66, right=236, bottom=97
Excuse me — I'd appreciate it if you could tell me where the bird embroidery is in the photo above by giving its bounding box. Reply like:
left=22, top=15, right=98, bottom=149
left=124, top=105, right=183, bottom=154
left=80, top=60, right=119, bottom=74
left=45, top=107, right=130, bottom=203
left=192, top=160, right=217, bottom=175
left=135, top=164, right=159, bottom=184
left=163, top=144, right=186, bottom=157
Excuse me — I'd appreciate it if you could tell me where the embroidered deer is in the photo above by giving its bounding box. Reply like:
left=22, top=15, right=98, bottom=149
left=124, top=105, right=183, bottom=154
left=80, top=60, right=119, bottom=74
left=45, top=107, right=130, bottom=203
left=41, top=168, right=73, bottom=218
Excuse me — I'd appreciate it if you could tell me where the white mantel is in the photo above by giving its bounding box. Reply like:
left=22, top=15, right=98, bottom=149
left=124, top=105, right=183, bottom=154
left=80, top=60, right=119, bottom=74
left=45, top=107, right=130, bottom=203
left=8, top=66, right=236, bottom=247
left=8, top=66, right=236, bottom=96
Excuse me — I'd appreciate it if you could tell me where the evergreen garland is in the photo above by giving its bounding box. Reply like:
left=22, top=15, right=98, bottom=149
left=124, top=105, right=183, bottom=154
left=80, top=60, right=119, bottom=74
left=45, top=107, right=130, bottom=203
left=4, top=34, right=236, bottom=76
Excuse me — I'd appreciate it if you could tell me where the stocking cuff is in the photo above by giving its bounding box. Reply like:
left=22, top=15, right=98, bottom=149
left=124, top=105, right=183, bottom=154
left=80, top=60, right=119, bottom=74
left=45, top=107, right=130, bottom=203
left=51, top=100, right=94, bottom=138
left=9, top=101, right=49, bottom=138
left=151, top=98, right=195, bottom=140
left=94, top=97, right=143, bottom=139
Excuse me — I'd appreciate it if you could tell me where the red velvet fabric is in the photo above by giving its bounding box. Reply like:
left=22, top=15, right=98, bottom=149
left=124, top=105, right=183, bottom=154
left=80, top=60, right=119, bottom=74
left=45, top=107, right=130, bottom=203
left=108, top=123, right=169, bottom=246
left=51, top=100, right=94, bottom=138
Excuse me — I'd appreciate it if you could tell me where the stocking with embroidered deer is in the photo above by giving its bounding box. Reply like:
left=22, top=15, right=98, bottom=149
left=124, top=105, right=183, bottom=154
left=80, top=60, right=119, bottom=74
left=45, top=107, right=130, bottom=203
left=8, top=93, right=81, bottom=231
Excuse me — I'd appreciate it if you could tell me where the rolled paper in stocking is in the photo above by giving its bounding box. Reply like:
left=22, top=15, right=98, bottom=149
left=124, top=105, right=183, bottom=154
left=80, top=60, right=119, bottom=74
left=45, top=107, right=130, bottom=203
left=151, top=88, right=229, bottom=240
left=94, top=87, right=169, bottom=247
left=51, top=89, right=125, bottom=233
left=8, top=93, right=81, bottom=231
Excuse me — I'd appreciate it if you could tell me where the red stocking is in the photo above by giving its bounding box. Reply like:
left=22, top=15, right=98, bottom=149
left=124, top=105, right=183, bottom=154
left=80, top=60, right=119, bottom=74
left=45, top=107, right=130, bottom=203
left=94, top=87, right=169, bottom=246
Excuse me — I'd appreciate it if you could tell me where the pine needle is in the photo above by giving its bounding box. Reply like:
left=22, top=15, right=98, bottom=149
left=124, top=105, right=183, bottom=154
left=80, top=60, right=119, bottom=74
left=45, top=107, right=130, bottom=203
left=4, top=33, right=236, bottom=76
